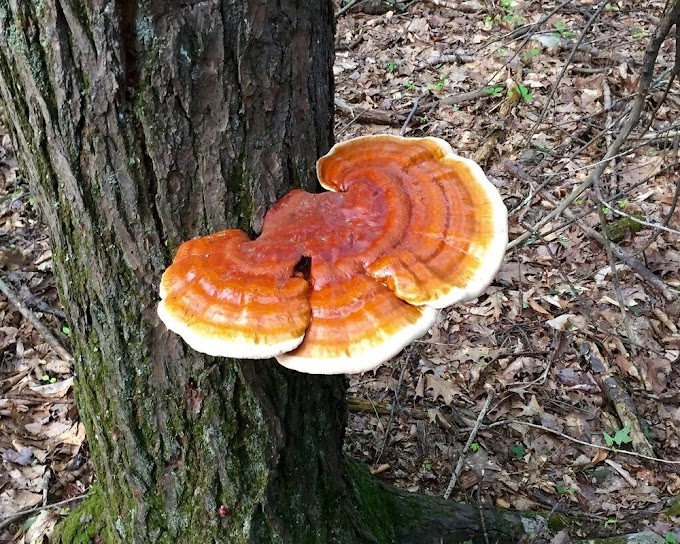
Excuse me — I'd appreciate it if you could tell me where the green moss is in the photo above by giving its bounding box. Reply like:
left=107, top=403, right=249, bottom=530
left=605, top=215, right=644, bottom=242
left=69, top=0, right=91, bottom=38
left=53, top=486, right=112, bottom=544
left=14, top=5, right=58, bottom=115
left=663, top=498, right=680, bottom=518
left=342, top=458, right=397, bottom=543
left=547, top=514, right=568, bottom=532
left=225, top=159, right=255, bottom=232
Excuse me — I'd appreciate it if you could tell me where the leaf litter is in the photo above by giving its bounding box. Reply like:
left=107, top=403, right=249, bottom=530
left=338, top=0, right=679, bottom=539
left=1, top=125, right=91, bottom=542
left=1, top=0, right=679, bottom=541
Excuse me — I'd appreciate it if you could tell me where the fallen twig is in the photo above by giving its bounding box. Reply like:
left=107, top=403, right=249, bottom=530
left=503, top=161, right=676, bottom=301
left=423, top=0, right=481, bottom=12
left=376, top=347, right=414, bottom=463
left=526, top=0, right=612, bottom=144
left=579, top=341, right=655, bottom=458
left=509, top=0, right=680, bottom=249
left=334, top=97, right=407, bottom=127
left=597, top=77, right=637, bottom=356
left=575, top=216, right=675, bottom=301
left=336, top=33, right=364, bottom=51
left=528, top=499, right=565, bottom=544
left=437, top=86, right=499, bottom=108
left=0, top=275, right=72, bottom=362
left=604, top=459, right=637, bottom=487
left=595, top=193, right=680, bottom=237
left=443, top=388, right=495, bottom=500
left=347, top=396, right=396, bottom=416
left=335, top=0, right=364, bottom=18
left=485, top=420, right=679, bottom=464
left=401, top=92, right=427, bottom=136
left=0, top=492, right=91, bottom=531
left=473, top=0, right=576, bottom=88
left=425, top=53, right=474, bottom=65
left=476, top=481, right=490, bottom=544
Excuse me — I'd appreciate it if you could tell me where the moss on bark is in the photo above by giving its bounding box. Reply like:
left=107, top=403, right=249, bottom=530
left=53, top=486, right=111, bottom=544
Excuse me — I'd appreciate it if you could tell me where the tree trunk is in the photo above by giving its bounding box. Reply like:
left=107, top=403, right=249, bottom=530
left=0, top=1, right=535, bottom=542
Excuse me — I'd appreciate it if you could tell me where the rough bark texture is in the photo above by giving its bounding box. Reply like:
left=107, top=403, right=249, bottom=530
left=0, top=1, right=539, bottom=542
left=0, top=1, right=348, bottom=541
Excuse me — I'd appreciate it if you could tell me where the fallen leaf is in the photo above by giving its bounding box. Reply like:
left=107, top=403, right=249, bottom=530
left=424, top=375, right=456, bottom=405
left=518, top=396, right=543, bottom=418
left=0, top=489, right=42, bottom=517
left=546, top=313, right=587, bottom=331
left=28, top=377, right=73, bottom=398
left=3, top=447, right=34, bottom=466
left=24, top=420, right=73, bottom=439
left=591, top=448, right=609, bottom=464
left=59, top=422, right=86, bottom=446
left=528, top=298, right=553, bottom=317
left=43, top=359, right=73, bottom=374
left=535, top=33, right=561, bottom=48
left=637, top=356, right=671, bottom=393
left=613, top=354, right=641, bottom=380
left=24, top=509, right=59, bottom=544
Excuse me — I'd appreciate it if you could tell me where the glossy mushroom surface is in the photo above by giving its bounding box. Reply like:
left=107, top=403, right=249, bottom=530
left=158, top=135, right=508, bottom=374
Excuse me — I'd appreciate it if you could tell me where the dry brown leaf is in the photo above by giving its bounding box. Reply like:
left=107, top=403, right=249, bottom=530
left=620, top=156, right=664, bottom=187
left=546, top=313, right=587, bottom=331
left=528, top=298, right=553, bottom=317
left=591, top=448, right=609, bottom=464
left=43, top=359, right=72, bottom=375
left=23, top=509, right=60, bottom=544
left=424, top=375, right=456, bottom=405
left=613, top=354, right=642, bottom=380
left=449, top=345, right=495, bottom=365
left=499, top=359, right=525, bottom=385
left=0, top=398, right=30, bottom=416
left=517, top=396, right=542, bottom=418
left=469, top=290, right=505, bottom=320
left=24, top=420, right=73, bottom=439
left=512, top=497, right=542, bottom=511
left=59, top=422, right=86, bottom=446
left=0, top=489, right=42, bottom=517
left=539, top=412, right=564, bottom=434
left=652, top=308, right=677, bottom=334
left=28, top=377, right=73, bottom=398
left=637, top=356, right=671, bottom=393
left=8, top=465, right=46, bottom=493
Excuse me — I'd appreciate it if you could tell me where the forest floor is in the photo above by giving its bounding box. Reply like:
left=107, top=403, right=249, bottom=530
left=1, top=0, right=680, bottom=542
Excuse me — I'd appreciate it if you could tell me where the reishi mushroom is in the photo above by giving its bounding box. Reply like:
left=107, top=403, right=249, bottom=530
left=158, top=135, right=508, bottom=374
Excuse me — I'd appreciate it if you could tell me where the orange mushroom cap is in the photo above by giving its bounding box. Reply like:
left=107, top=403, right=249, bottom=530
left=158, top=135, right=508, bottom=374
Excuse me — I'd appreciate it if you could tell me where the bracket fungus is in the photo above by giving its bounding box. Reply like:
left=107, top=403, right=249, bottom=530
left=158, top=135, right=508, bottom=374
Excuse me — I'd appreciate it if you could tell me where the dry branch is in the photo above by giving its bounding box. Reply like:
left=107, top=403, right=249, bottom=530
left=597, top=78, right=637, bottom=355
left=0, top=493, right=90, bottom=531
left=443, top=389, right=495, bottom=500
left=486, top=420, right=679, bottom=465
left=425, top=53, right=474, bottom=65
left=510, top=0, right=680, bottom=249
left=334, top=97, right=407, bottom=126
left=0, top=275, right=72, bottom=362
left=503, top=161, right=676, bottom=301
left=579, top=341, right=655, bottom=458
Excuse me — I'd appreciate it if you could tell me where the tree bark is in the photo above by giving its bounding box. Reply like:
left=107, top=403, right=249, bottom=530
left=0, top=1, right=537, bottom=542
